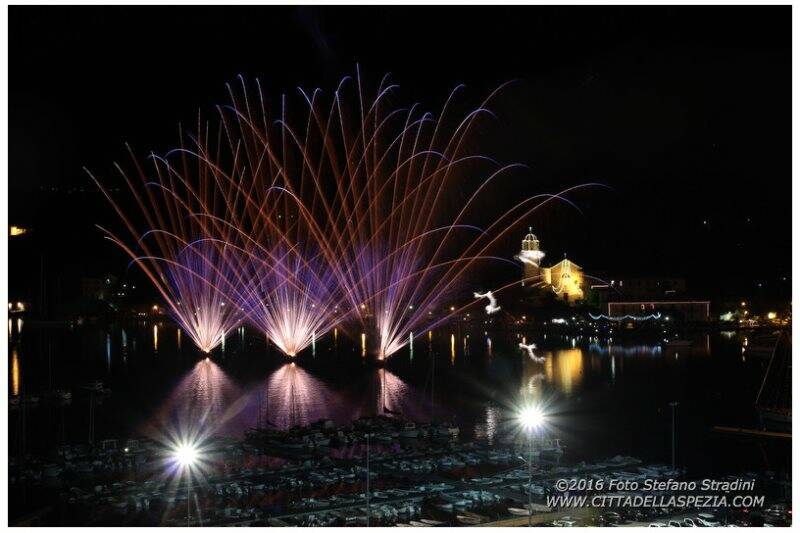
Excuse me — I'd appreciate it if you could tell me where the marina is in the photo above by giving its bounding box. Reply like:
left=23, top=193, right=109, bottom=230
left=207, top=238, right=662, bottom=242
left=7, top=321, right=792, bottom=526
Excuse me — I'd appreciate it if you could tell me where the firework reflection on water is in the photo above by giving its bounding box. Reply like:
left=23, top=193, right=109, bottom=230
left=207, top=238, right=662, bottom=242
left=259, top=363, right=338, bottom=429
left=148, top=358, right=247, bottom=440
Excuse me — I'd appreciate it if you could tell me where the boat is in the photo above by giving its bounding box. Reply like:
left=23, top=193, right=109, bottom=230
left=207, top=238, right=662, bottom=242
left=419, top=519, right=446, bottom=526
left=401, top=422, right=420, bottom=438
left=457, top=515, right=483, bottom=525
left=509, top=507, right=530, bottom=516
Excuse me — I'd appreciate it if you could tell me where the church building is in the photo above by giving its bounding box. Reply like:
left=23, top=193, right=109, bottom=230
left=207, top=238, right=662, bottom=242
left=516, top=229, right=585, bottom=304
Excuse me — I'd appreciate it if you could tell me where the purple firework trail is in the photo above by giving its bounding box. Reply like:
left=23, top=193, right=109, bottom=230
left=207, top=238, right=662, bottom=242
left=92, top=68, right=598, bottom=359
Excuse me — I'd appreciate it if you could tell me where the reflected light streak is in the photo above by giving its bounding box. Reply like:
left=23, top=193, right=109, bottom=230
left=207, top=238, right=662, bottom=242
left=611, top=355, right=616, bottom=383
left=262, top=363, right=336, bottom=429
left=479, top=405, right=501, bottom=445
left=106, top=333, right=112, bottom=371
left=152, top=358, right=245, bottom=442
left=550, top=348, right=583, bottom=394
left=366, top=368, right=422, bottom=421
left=11, top=346, right=20, bottom=396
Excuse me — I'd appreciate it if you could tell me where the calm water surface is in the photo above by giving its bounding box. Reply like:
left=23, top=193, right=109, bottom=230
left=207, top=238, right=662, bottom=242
left=8, top=318, right=789, bottom=477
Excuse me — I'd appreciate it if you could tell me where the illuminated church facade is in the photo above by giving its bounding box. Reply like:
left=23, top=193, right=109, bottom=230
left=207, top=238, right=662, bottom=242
left=517, top=230, right=585, bottom=304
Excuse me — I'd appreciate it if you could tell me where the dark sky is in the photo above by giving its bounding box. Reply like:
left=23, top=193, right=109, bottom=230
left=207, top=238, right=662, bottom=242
left=9, top=6, right=791, bottom=302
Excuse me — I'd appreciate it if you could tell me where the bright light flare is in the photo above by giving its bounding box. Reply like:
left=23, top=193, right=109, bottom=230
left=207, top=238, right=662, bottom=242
left=518, top=404, right=545, bottom=431
left=174, top=442, right=198, bottom=468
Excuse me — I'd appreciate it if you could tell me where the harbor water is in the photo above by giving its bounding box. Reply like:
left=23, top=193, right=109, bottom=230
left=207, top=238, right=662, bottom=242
left=8, top=319, right=789, bottom=479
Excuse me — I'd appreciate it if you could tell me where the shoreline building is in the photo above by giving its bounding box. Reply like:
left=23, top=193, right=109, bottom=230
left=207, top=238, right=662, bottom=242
left=517, top=230, right=585, bottom=304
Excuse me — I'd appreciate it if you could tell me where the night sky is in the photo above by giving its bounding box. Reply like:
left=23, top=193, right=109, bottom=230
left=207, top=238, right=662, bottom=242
left=9, top=6, right=791, bottom=304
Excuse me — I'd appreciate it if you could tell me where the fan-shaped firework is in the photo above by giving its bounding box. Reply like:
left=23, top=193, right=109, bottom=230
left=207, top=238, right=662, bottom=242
left=89, top=136, right=246, bottom=354
left=219, top=71, right=587, bottom=359
left=93, top=68, right=593, bottom=359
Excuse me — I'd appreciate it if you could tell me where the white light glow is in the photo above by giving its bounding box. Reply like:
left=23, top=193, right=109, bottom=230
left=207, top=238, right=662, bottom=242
left=519, top=404, right=545, bottom=431
left=473, top=291, right=500, bottom=314
left=174, top=443, right=198, bottom=467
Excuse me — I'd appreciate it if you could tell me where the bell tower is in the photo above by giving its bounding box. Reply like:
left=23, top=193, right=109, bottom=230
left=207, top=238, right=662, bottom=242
left=518, top=228, right=545, bottom=286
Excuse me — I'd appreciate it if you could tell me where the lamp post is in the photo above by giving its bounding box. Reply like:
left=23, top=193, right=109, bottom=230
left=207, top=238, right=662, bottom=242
left=668, top=401, right=678, bottom=470
left=519, top=404, right=545, bottom=527
left=366, top=431, right=371, bottom=527
left=174, top=442, right=198, bottom=527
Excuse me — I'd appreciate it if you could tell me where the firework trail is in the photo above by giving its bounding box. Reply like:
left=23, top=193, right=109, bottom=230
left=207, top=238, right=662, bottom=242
left=88, top=133, right=247, bottom=353
left=92, top=68, right=599, bottom=359
left=520, top=342, right=546, bottom=363
left=473, top=291, right=501, bottom=314
left=229, top=69, right=591, bottom=359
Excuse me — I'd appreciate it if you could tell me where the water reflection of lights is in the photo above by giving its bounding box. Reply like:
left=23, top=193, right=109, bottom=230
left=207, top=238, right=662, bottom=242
left=106, top=333, right=112, bottom=371
left=588, top=343, right=663, bottom=357
left=543, top=349, right=584, bottom=395
left=263, top=363, right=336, bottom=429
left=154, top=358, right=243, bottom=439
left=8, top=319, right=11, bottom=338
left=475, top=404, right=502, bottom=445
left=153, top=324, right=159, bottom=352
left=375, top=368, right=416, bottom=417
left=17, top=318, right=23, bottom=335
left=450, top=333, right=456, bottom=364
left=11, top=346, right=20, bottom=396
left=361, top=333, right=367, bottom=357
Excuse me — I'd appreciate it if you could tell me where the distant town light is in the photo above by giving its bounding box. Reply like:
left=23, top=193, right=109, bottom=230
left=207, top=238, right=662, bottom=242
left=9, top=225, right=27, bottom=237
left=767, top=312, right=777, bottom=320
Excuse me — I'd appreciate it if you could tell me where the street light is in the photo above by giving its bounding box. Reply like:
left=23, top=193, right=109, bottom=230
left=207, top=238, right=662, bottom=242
left=173, top=442, right=199, bottom=526
left=518, top=404, right=546, bottom=527
left=668, top=402, right=678, bottom=471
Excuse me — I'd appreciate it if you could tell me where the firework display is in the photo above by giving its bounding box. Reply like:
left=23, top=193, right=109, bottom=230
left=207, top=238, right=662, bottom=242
left=92, top=70, right=584, bottom=358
